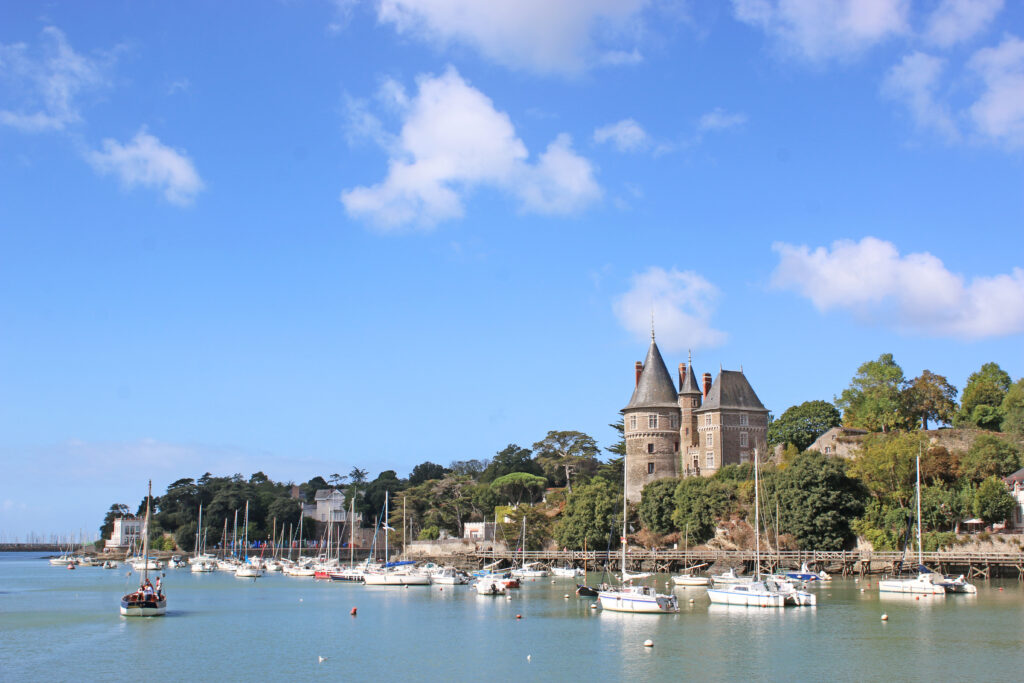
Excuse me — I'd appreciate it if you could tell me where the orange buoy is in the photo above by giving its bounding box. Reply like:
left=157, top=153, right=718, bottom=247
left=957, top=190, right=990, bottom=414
left=350, top=607, right=357, bottom=616
left=516, top=614, right=522, bottom=620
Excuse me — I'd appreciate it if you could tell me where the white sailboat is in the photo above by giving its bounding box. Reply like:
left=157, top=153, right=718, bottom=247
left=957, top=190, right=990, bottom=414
left=235, top=501, right=263, bottom=579
left=120, top=481, right=167, bottom=617
left=363, top=492, right=429, bottom=586
left=707, top=449, right=815, bottom=608
left=597, top=477, right=678, bottom=614
left=878, top=449, right=946, bottom=596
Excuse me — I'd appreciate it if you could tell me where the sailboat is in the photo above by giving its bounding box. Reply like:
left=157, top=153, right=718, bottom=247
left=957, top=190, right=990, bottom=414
left=363, top=492, right=429, bottom=586
left=707, top=449, right=815, bottom=607
left=878, top=448, right=946, bottom=596
left=235, top=501, right=263, bottom=578
left=190, top=504, right=216, bottom=572
left=672, top=524, right=710, bottom=586
left=120, top=481, right=167, bottom=617
left=510, top=516, right=549, bottom=579
left=597, top=477, right=678, bottom=613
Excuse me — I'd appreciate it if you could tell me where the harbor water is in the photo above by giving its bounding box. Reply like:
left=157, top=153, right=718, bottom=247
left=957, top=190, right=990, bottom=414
left=2, top=552, right=1023, bottom=681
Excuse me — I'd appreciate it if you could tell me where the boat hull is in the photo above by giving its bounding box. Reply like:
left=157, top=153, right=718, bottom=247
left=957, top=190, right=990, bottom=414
left=120, top=596, right=167, bottom=617
left=597, top=590, right=678, bottom=613
left=877, top=578, right=945, bottom=595
left=363, top=573, right=431, bottom=586
left=672, top=575, right=710, bottom=586
left=706, top=588, right=785, bottom=607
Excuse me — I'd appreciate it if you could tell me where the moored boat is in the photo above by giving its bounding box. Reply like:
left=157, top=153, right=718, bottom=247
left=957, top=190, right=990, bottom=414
left=120, top=481, right=166, bottom=617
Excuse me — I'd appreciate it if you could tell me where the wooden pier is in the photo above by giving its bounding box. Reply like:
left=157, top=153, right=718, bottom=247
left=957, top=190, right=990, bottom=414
left=460, top=548, right=1024, bottom=580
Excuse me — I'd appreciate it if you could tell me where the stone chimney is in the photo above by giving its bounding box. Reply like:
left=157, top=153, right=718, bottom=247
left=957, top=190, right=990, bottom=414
left=678, top=363, right=686, bottom=391
left=702, top=372, right=712, bottom=399
left=635, top=361, right=643, bottom=387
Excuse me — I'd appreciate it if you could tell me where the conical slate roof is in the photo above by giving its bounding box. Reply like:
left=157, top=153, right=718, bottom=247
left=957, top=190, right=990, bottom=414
left=624, top=339, right=680, bottom=410
left=679, top=357, right=701, bottom=395
left=696, top=370, right=769, bottom=413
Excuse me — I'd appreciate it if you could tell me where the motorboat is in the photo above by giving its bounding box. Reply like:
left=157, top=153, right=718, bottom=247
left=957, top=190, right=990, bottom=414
left=474, top=578, right=507, bottom=595
left=598, top=584, right=679, bottom=613
left=190, top=559, right=216, bottom=573
left=431, top=567, right=470, bottom=585
left=707, top=580, right=785, bottom=607
left=784, top=563, right=821, bottom=582
left=551, top=566, right=584, bottom=578
left=328, top=566, right=366, bottom=582
left=511, top=562, right=550, bottom=579
left=932, top=572, right=977, bottom=594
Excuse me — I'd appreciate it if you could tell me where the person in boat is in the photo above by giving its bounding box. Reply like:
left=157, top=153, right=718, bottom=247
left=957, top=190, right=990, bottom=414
left=155, top=577, right=161, bottom=596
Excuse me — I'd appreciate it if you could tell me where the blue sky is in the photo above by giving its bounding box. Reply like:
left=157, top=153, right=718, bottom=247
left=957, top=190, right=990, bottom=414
left=2, top=1, right=1022, bottom=539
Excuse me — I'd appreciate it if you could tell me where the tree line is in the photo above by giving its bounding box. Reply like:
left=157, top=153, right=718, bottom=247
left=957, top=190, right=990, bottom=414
left=100, top=354, right=1024, bottom=554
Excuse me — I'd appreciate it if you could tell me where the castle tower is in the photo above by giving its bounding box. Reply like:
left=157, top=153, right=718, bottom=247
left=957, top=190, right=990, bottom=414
left=693, top=369, right=770, bottom=474
left=623, top=334, right=681, bottom=502
left=677, top=351, right=702, bottom=476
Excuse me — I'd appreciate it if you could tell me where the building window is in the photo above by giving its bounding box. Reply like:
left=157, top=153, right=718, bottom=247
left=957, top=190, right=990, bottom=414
left=630, top=415, right=637, bottom=430
left=670, top=414, right=679, bottom=429
left=740, top=432, right=748, bottom=448
left=739, top=414, right=748, bottom=426
left=674, top=442, right=679, bottom=452
left=824, top=446, right=831, bottom=454
left=706, top=451, right=714, bottom=468
left=692, top=398, right=699, bottom=407
left=649, top=414, right=658, bottom=429
left=647, top=443, right=654, bottom=454
left=647, top=462, right=655, bottom=474
left=740, top=451, right=749, bottom=464
left=704, top=414, right=712, bottom=426
left=707, top=433, right=714, bottom=447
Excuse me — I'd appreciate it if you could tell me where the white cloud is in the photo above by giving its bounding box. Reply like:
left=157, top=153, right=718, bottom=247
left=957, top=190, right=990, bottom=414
left=0, top=26, right=105, bottom=132
left=88, top=129, right=204, bottom=205
left=613, top=267, right=728, bottom=352
left=771, top=237, right=1024, bottom=339
left=967, top=35, right=1024, bottom=149
left=697, top=108, right=748, bottom=132
left=594, top=119, right=650, bottom=152
left=881, top=52, right=959, bottom=141
left=600, top=49, right=644, bottom=66
left=732, top=0, right=908, bottom=62
left=340, top=68, right=600, bottom=229
left=376, top=0, right=648, bottom=75
left=924, top=0, right=1003, bottom=48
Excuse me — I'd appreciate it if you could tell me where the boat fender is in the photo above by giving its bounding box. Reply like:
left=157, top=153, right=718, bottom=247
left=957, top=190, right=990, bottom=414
left=350, top=607, right=357, bottom=616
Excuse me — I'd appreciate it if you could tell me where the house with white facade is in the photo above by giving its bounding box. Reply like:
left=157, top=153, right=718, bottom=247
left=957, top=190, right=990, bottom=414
left=106, top=516, right=143, bottom=550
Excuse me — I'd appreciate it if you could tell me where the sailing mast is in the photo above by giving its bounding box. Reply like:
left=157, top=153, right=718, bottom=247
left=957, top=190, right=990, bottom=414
left=620, top=480, right=628, bottom=582
left=916, top=446, right=923, bottom=569
left=754, top=448, right=760, bottom=580
left=142, top=481, right=151, bottom=587
left=349, top=496, right=355, bottom=567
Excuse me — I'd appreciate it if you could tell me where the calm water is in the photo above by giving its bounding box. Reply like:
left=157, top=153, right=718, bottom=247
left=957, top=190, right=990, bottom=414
left=2, top=552, right=1023, bottom=681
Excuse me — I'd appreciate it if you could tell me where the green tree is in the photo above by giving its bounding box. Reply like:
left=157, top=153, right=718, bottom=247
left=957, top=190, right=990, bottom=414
left=638, top=478, right=679, bottom=534
left=503, top=505, right=552, bottom=551
left=553, top=478, right=621, bottom=550
left=490, top=472, right=547, bottom=507
left=957, top=362, right=1012, bottom=430
left=959, top=433, right=1022, bottom=483
left=920, top=485, right=955, bottom=532
left=1001, top=379, right=1024, bottom=435
left=902, top=370, right=958, bottom=429
left=836, top=353, right=908, bottom=432
left=408, top=461, right=448, bottom=485
left=532, top=430, right=600, bottom=493
left=848, top=431, right=926, bottom=508
left=360, top=470, right=403, bottom=520
left=767, top=400, right=842, bottom=451
left=973, top=476, right=1015, bottom=524
left=479, top=444, right=542, bottom=483
left=671, top=478, right=735, bottom=544
left=775, top=452, right=867, bottom=549
left=448, top=459, right=489, bottom=478
left=99, top=503, right=129, bottom=539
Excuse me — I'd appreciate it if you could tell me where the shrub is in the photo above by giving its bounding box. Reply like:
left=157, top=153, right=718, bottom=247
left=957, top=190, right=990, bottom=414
left=417, top=526, right=440, bottom=541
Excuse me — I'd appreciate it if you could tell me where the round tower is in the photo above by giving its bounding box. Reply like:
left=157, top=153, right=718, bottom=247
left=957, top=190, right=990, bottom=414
left=623, top=334, right=681, bottom=502
left=678, top=351, right=702, bottom=476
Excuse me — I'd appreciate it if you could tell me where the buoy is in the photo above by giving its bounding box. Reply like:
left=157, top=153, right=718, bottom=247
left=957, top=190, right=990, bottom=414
left=860, top=588, right=865, bottom=593
left=551, top=580, right=556, bottom=584
left=516, top=614, right=522, bottom=620
left=881, top=613, right=888, bottom=621
left=350, top=607, right=357, bottom=616
left=644, top=639, right=654, bottom=648
left=564, top=594, right=570, bottom=599
left=590, top=604, right=598, bottom=609
left=915, top=596, right=920, bottom=600
left=318, top=656, right=327, bottom=664
left=999, top=587, right=1004, bottom=591
left=527, top=655, right=531, bottom=662
left=506, top=595, right=513, bottom=600
left=689, top=598, right=694, bottom=603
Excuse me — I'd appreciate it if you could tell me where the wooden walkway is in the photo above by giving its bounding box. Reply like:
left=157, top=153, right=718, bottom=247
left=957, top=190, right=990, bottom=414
left=465, top=548, right=1024, bottom=579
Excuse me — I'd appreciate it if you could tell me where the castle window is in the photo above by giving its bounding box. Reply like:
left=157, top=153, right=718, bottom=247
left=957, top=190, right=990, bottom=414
left=647, top=443, right=654, bottom=454
left=740, top=432, right=748, bottom=448
left=740, top=451, right=749, bottom=464
left=647, top=462, right=655, bottom=474
left=824, top=446, right=831, bottom=454
left=649, top=414, right=658, bottom=429
left=670, top=414, right=678, bottom=428
left=707, top=433, right=714, bottom=447
left=674, top=442, right=679, bottom=452
left=704, top=414, right=712, bottom=426
left=739, top=414, right=748, bottom=426
left=685, top=427, right=689, bottom=436
left=692, top=398, right=699, bottom=407
left=706, top=451, right=714, bottom=468
left=630, top=415, right=637, bottom=430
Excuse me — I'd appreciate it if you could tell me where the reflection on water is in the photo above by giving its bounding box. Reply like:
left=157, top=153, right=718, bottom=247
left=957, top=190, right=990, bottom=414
left=2, top=553, right=1023, bottom=682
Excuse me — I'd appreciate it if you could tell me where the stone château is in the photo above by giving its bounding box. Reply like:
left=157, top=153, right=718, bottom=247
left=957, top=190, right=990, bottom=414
left=623, top=332, right=769, bottom=502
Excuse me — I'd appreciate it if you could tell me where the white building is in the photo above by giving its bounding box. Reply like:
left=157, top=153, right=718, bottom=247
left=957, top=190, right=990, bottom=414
left=1004, top=468, right=1024, bottom=530
left=463, top=522, right=495, bottom=541
left=106, top=517, right=143, bottom=549
left=302, top=489, right=362, bottom=525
